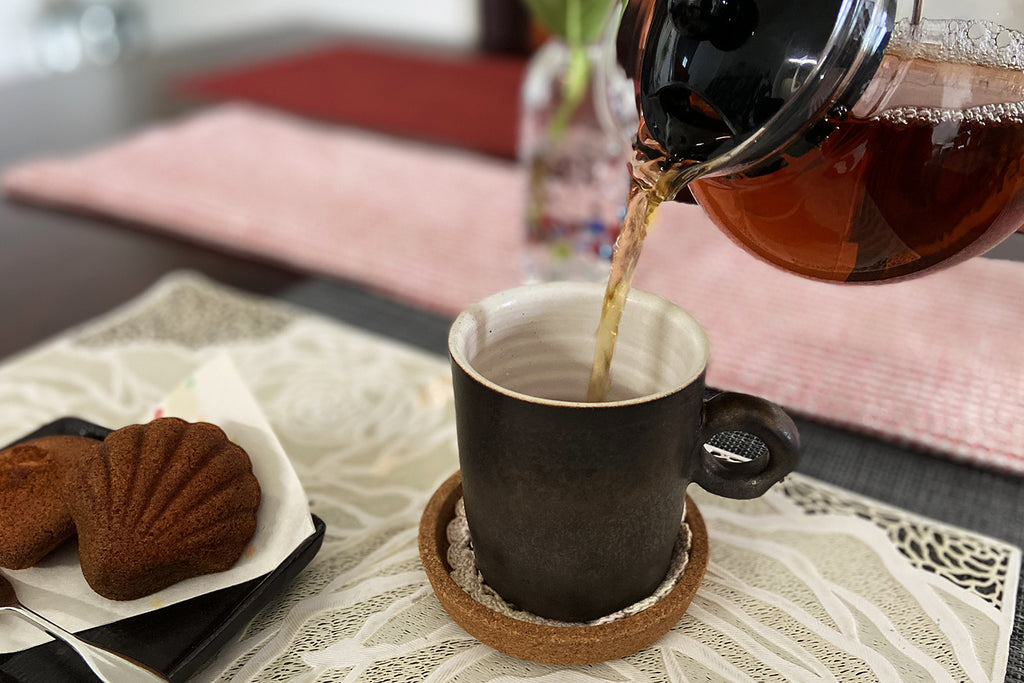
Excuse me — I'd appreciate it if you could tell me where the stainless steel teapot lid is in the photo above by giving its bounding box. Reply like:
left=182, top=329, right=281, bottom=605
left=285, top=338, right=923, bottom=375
left=623, top=0, right=896, bottom=174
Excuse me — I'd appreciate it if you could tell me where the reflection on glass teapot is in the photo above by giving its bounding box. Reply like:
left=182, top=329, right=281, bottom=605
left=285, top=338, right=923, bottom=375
left=613, top=0, right=1024, bottom=282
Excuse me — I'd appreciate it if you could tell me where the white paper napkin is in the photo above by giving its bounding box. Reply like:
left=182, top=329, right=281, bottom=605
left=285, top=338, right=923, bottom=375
left=2, top=352, right=316, bottom=653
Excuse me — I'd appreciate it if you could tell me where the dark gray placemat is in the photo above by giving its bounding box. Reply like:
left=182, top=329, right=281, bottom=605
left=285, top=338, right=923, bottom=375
left=281, top=275, right=1024, bottom=680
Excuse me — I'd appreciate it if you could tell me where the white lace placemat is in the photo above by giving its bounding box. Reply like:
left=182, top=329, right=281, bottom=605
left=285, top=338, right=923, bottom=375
left=0, top=271, right=1017, bottom=682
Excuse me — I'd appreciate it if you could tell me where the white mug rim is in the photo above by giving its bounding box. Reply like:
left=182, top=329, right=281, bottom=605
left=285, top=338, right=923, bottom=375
left=449, top=282, right=710, bottom=408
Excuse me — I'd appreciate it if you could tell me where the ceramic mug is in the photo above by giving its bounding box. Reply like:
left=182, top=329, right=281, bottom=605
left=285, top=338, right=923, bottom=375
left=449, top=282, right=799, bottom=622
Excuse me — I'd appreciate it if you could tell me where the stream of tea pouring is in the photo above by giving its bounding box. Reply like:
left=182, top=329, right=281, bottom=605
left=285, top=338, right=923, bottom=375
left=583, top=114, right=752, bottom=402
left=584, top=154, right=703, bottom=402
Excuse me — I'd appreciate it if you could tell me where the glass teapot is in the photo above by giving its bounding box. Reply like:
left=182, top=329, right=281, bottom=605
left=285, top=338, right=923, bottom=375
left=610, top=0, right=1024, bottom=282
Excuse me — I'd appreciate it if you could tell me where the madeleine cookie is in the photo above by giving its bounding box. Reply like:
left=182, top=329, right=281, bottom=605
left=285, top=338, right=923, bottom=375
left=0, top=435, right=101, bottom=569
left=67, top=417, right=262, bottom=600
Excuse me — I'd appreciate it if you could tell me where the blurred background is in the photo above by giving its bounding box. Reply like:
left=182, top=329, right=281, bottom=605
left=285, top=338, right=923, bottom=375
left=0, top=0, right=532, bottom=85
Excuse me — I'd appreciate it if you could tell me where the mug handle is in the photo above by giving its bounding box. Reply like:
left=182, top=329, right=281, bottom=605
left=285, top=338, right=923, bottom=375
left=692, top=391, right=800, bottom=499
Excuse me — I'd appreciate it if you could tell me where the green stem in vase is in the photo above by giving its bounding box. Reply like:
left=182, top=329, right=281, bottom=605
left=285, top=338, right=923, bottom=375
left=522, top=0, right=616, bottom=145
left=547, top=42, right=590, bottom=142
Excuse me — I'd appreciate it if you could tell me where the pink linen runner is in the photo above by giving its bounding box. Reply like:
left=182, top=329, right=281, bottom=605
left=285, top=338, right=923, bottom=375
left=4, top=104, right=1024, bottom=474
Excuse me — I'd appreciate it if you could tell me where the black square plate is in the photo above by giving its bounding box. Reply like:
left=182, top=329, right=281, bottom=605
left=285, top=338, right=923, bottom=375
left=0, top=417, right=325, bottom=682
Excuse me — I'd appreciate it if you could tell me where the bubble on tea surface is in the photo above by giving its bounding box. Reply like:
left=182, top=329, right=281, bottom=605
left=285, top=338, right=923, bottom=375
left=878, top=19, right=1024, bottom=126
left=889, top=18, right=1024, bottom=70
left=881, top=101, right=1024, bottom=125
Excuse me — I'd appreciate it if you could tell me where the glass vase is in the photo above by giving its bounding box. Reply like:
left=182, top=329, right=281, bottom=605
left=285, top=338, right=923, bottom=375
left=519, top=32, right=636, bottom=283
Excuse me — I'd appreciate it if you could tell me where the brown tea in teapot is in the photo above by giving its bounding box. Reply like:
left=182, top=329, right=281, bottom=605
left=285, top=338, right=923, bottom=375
left=689, top=56, right=1024, bottom=283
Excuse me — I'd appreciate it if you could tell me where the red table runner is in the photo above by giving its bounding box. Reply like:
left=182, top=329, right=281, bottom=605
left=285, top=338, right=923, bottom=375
left=179, top=43, right=526, bottom=161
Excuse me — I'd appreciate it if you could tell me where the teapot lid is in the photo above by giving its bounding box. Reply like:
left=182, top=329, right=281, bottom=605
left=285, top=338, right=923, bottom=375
left=627, top=0, right=896, bottom=173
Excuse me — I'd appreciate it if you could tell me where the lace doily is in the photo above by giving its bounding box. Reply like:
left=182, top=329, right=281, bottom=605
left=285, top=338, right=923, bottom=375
left=0, top=272, right=1017, bottom=682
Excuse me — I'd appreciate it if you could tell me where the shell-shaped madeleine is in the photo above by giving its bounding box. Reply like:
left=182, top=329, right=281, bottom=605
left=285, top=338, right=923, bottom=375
left=67, top=417, right=261, bottom=600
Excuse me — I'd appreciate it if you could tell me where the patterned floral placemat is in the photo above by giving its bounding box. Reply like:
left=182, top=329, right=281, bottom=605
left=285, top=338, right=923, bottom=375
left=0, top=272, right=1017, bottom=682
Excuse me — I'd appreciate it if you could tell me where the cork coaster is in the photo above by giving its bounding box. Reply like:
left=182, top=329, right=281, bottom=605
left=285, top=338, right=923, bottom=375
left=418, top=471, right=709, bottom=665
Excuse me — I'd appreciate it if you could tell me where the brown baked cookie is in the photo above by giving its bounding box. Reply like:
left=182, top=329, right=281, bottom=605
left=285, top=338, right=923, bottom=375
left=66, top=417, right=262, bottom=601
left=0, top=435, right=102, bottom=569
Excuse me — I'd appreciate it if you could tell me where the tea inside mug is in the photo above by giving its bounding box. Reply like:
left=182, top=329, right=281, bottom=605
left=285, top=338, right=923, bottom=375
left=451, top=283, right=708, bottom=404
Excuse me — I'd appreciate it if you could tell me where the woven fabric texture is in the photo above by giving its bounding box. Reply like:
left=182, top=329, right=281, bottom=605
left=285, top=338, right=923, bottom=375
left=4, top=104, right=1024, bottom=476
